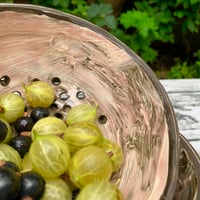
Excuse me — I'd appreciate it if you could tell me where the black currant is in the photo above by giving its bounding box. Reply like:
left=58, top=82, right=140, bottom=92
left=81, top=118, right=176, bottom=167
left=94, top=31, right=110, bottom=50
left=18, top=171, right=45, bottom=200
left=0, top=160, right=20, bottom=173
left=0, top=118, right=13, bottom=143
left=8, top=135, right=32, bottom=158
left=0, top=168, right=20, bottom=200
left=14, top=116, right=34, bottom=133
left=0, top=119, right=8, bottom=142
left=30, top=107, right=50, bottom=122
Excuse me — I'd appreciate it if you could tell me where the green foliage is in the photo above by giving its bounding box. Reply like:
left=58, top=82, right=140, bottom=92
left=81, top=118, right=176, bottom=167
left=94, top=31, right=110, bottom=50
left=118, top=8, right=173, bottom=62
left=167, top=61, right=195, bottom=78
left=167, top=51, right=200, bottom=78
left=86, top=3, right=117, bottom=29
left=174, top=0, right=200, bottom=33
left=0, top=0, right=13, bottom=2
left=120, top=10, right=158, bottom=37
left=117, top=0, right=200, bottom=64
left=117, top=1, right=175, bottom=62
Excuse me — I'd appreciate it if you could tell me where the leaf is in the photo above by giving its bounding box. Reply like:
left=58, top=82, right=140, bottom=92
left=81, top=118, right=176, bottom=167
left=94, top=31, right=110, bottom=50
left=194, top=50, right=200, bottom=58
left=60, top=0, right=69, bottom=7
left=182, top=21, right=188, bottom=33
left=70, top=2, right=89, bottom=17
left=175, top=0, right=183, bottom=6
left=120, top=10, right=158, bottom=37
left=141, top=46, right=158, bottom=63
left=182, top=0, right=189, bottom=8
left=119, top=10, right=135, bottom=29
left=156, top=10, right=173, bottom=23
left=71, top=0, right=86, bottom=5
left=87, top=3, right=113, bottom=19
left=190, top=0, right=200, bottom=5
left=104, top=16, right=117, bottom=29
left=134, top=1, right=148, bottom=10
left=186, top=18, right=198, bottom=32
left=174, top=10, right=187, bottom=18
left=52, top=0, right=69, bottom=7
left=160, top=1, right=170, bottom=10
left=93, top=18, right=106, bottom=27
left=99, top=3, right=113, bottom=16
left=87, top=3, right=100, bottom=18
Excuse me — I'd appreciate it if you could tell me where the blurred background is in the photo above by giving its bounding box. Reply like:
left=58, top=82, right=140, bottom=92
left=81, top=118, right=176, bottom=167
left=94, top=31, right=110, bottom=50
left=1, top=0, right=200, bottom=79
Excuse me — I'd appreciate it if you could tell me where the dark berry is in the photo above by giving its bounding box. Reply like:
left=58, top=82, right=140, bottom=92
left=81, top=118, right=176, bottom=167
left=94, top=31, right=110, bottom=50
left=0, top=120, right=8, bottom=142
left=14, top=116, right=34, bottom=133
left=30, top=107, right=50, bottom=122
left=0, top=161, right=20, bottom=173
left=8, top=135, right=32, bottom=158
left=18, top=171, right=45, bottom=200
left=0, top=168, right=20, bottom=200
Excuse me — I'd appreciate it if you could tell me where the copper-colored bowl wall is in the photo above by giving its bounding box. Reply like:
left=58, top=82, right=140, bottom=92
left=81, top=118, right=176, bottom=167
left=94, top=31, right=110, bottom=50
left=0, top=4, right=179, bottom=199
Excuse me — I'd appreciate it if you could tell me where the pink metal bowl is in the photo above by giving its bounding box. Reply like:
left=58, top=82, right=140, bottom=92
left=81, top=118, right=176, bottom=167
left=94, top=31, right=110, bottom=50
left=0, top=4, right=179, bottom=199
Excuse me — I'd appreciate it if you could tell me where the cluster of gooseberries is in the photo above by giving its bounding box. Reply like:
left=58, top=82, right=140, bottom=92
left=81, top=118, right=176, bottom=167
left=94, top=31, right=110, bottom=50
left=0, top=80, right=124, bottom=200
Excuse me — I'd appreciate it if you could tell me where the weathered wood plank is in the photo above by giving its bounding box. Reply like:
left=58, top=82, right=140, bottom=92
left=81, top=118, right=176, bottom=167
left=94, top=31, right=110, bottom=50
left=160, top=79, right=200, bottom=150
left=189, top=141, right=200, bottom=155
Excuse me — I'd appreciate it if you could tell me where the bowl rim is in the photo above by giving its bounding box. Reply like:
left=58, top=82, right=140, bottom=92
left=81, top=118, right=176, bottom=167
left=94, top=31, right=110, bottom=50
left=0, top=3, right=180, bottom=199
left=177, top=134, right=200, bottom=199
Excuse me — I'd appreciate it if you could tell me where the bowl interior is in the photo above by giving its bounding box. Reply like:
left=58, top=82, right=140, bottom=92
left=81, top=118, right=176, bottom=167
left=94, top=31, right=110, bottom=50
left=0, top=4, right=179, bottom=200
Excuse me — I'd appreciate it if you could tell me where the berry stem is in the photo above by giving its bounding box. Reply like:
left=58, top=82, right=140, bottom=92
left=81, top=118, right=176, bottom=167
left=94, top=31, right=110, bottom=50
left=0, top=106, right=4, bottom=113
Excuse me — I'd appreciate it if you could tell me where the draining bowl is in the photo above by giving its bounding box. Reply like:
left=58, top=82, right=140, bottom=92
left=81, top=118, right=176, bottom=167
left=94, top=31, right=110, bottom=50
left=0, top=3, right=179, bottom=200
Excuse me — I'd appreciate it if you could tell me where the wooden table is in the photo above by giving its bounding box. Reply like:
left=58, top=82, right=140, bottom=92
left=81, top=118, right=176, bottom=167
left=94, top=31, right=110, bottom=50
left=160, top=79, right=200, bottom=155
